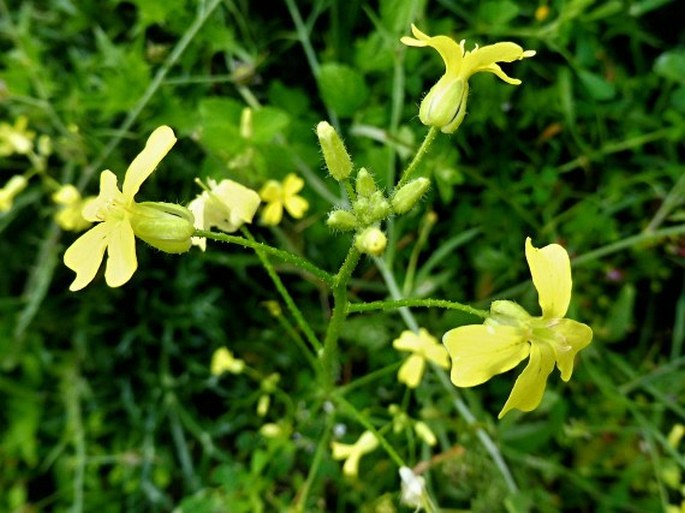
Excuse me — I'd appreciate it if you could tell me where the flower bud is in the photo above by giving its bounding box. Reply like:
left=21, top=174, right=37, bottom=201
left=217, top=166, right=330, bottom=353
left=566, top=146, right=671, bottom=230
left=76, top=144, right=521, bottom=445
left=327, top=209, right=358, bottom=231
left=317, top=121, right=353, bottom=181
left=355, top=226, right=387, bottom=256
left=355, top=167, right=376, bottom=197
left=414, top=421, right=437, bottom=446
left=129, top=201, right=195, bottom=254
left=391, top=177, right=430, bottom=214
left=420, top=77, right=469, bottom=134
left=487, top=299, right=531, bottom=327
left=353, top=191, right=391, bottom=225
left=0, top=175, right=28, bottom=212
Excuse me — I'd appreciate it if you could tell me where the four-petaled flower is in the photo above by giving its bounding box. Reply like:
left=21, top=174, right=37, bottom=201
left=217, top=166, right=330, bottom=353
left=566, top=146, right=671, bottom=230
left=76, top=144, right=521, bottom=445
left=401, top=24, right=536, bottom=133
left=0, top=116, right=35, bottom=156
left=188, top=178, right=261, bottom=250
left=393, top=328, right=450, bottom=388
left=331, top=430, right=379, bottom=478
left=259, top=173, right=309, bottom=226
left=443, top=238, right=592, bottom=418
left=64, top=126, right=194, bottom=291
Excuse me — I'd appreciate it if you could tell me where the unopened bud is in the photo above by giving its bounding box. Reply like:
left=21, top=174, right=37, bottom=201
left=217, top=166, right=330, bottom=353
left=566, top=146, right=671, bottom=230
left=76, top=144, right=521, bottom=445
left=414, top=421, right=437, bottom=446
left=355, top=226, right=387, bottom=256
left=129, top=201, right=195, bottom=254
left=240, top=107, right=253, bottom=139
left=317, top=121, right=353, bottom=181
left=355, top=167, right=377, bottom=197
left=327, top=209, right=358, bottom=231
left=392, top=178, right=430, bottom=214
left=354, top=191, right=391, bottom=225
left=0, top=175, right=28, bottom=212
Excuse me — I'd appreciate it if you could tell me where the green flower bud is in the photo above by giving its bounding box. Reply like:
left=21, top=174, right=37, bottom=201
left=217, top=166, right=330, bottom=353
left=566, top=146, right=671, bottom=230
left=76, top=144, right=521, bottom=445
left=487, top=300, right=531, bottom=327
left=391, top=177, right=430, bottom=214
left=317, top=121, right=353, bottom=181
left=129, top=201, right=195, bottom=254
left=420, top=77, right=469, bottom=134
left=355, top=226, right=387, bottom=256
left=354, top=191, right=391, bottom=225
left=327, top=209, right=358, bottom=231
left=355, top=167, right=377, bottom=197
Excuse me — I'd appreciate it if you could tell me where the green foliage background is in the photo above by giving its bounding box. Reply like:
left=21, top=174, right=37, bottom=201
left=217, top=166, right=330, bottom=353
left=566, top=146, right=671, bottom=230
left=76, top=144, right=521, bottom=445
left=1, top=0, right=684, bottom=511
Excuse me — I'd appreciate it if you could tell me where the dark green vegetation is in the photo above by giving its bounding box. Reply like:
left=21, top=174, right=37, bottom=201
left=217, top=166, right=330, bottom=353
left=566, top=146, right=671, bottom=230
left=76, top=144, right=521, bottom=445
left=1, top=0, right=684, bottom=511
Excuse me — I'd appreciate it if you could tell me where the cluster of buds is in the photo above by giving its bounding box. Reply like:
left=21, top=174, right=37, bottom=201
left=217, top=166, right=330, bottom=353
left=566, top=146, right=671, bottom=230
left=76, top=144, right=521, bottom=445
left=317, top=121, right=430, bottom=256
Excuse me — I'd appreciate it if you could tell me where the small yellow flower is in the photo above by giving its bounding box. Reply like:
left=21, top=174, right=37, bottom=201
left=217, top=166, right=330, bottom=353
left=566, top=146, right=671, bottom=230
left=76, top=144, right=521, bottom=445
left=393, top=328, right=450, bottom=388
left=331, top=431, right=379, bottom=478
left=63, top=126, right=193, bottom=291
left=401, top=24, right=535, bottom=133
left=188, top=178, right=261, bottom=250
left=443, top=238, right=593, bottom=418
left=0, top=116, right=35, bottom=156
left=52, top=184, right=95, bottom=232
left=210, top=347, right=245, bottom=376
left=259, top=173, right=309, bottom=226
left=0, top=175, right=28, bottom=212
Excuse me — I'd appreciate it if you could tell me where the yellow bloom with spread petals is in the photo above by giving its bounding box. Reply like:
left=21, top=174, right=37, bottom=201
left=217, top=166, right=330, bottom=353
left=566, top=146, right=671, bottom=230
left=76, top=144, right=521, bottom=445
left=393, top=328, right=450, bottom=388
left=52, top=184, right=95, bottom=232
left=259, top=173, right=309, bottom=226
left=443, top=238, right=592, bottom=418
left=401, top=24, right=536, bottom=133
left=188, top=178, right=261, bottom=250
left=0, top=116, right=35, bottom=156
left=331, top=431, right=379, bottom=478
left=64, top=126, right=194, bottom=291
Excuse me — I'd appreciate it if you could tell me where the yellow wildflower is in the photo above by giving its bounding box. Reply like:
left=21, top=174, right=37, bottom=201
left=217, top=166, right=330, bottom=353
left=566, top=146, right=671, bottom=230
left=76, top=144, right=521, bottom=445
left=259, top=173, right=309, bottom=226
left=331, top=431, right=379, bottom=478
left=443, top=238, right=593, bottom=418
left=393, top=328, right=449, bottom=388
left=188, top=178, right=261, bottom=250
left=210, top=347, right=245, bottom=376
left=0, top=175, right=28, bottom=212
left=401, top=24, right=536, bottom=133
left=0, top=116, right=35, bottom=156
left=64, top=126, right=194, bottom=291
left=52, top=184, right=95, bottom=232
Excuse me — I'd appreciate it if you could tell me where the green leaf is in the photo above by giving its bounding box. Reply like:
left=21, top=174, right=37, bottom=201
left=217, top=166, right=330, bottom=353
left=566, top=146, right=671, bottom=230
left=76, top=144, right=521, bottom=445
left=654, top=50, right=685, bottom=83
left=577, top=69, right=616, bottom=101
left=318, top=63, right=369, bottom=117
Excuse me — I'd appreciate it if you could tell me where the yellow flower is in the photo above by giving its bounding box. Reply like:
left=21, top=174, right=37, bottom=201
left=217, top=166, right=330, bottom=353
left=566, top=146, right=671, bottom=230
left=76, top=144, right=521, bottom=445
left=331, top=431, right=379, bottom=478
left=443, top=238, right=592, bottom=418
left=63, top=126, right=193, bottom=291
left=188, top=178, right=261, bottom=250
left=0, top=116, right=35, bottom=156
left=393, top=328, right=450, bottom=388
left=401, top=24, right=536, bottom=133
left=259, top=173, right=309, bottom=226
left=52, top=184, right=95, bottom=232
left=0, top=175, right=28, bottom=212
left=210, top=347, right=245, bottom=376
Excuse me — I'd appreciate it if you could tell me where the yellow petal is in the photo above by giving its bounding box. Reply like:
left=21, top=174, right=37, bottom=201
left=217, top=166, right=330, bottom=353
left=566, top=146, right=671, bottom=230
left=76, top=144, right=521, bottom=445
left=424, top=342, right=450, bottom=368
left=462, top=42, right=530, bottom=82
left=64, top=222, right=111, bottom=291
left=443, top=324, right=529, bottom=387
left=551, top=318, right=593, bottom=381
left=283, top=173, right=304, bottom=195
left=83, top=170, right=123, bottom=222
left=498, top=343, right=556, bottom=418
left=525, top=237, right=572, bottom=319
left=259, top=180, right=282, bottom=202
left=210, top=179, right=261, bottom=230
left=393, top=330, right=423, bottom=353
left=122, top=126, right=176, bottom=201
left=398, top=354, right=426, bottom=388
left=331, top=441, right=354, bottom=459
left=285, top=195, right=308, bottom=219
left=261, top=201, right=283, bottom=226
left=104, top=219, right=137, bottom=287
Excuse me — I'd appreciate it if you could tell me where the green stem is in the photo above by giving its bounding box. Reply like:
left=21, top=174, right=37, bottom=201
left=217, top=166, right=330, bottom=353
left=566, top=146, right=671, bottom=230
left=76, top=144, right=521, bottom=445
left=294, top=414, right=334, bottom=512
left=273, top=306, right=321, bottom=373
left=348, top=298, right=488, bottom=318
left=396, top=126, right=439, bottom=189
left=196, top=229, right=334, bottom=286
left=321, top=246, right=361, bottom=387
left=242, top=228, right=323, bottom=354
left=334, top=394, right=405, bottom=468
